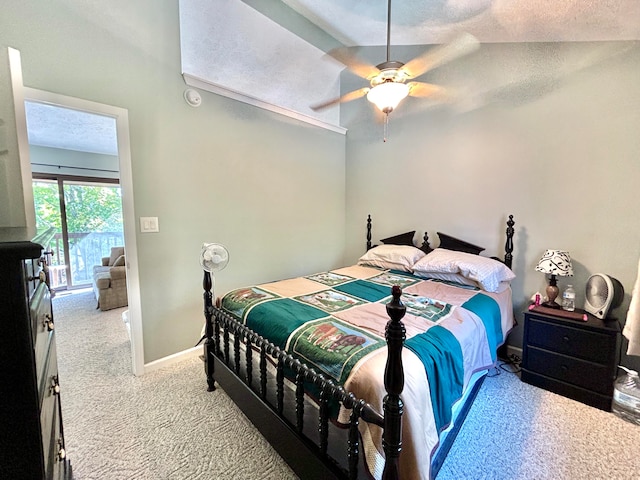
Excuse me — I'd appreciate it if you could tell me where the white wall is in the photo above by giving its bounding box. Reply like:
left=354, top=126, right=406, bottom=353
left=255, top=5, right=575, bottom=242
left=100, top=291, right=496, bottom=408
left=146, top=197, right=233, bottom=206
left=0, top=47, right=36, bottom=241
left=1, top=0, right=347, bottom=363
left=343, top=41, right=640, bottom=370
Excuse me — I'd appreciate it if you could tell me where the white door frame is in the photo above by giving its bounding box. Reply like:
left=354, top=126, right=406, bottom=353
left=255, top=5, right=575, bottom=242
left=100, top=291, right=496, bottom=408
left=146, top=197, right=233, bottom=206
left=22, top=87, right=145, bottom=376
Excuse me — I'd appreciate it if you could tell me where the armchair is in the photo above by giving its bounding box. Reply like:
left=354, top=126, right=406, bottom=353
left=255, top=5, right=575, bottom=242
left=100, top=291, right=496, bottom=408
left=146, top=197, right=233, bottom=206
left=92, top=246, right=128, bottom=311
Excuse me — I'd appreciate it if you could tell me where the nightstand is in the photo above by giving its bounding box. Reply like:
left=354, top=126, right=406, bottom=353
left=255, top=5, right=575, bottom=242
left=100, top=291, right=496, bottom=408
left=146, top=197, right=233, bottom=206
left=521, top=308, right=620, bottom=411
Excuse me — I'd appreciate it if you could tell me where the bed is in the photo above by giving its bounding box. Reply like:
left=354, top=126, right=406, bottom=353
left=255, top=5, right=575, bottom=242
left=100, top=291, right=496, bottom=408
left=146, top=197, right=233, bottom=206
left=202, top=215, right=515, bottom=480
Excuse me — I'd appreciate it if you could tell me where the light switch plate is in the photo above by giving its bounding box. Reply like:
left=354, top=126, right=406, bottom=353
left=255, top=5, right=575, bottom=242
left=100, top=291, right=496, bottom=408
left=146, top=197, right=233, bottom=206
left=140, top=216, right=159, bottom=233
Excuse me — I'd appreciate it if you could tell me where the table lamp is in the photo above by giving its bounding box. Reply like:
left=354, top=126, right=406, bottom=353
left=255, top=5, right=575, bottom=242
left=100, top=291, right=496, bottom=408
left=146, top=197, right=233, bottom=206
left=535, top=249, right=574, bottom=308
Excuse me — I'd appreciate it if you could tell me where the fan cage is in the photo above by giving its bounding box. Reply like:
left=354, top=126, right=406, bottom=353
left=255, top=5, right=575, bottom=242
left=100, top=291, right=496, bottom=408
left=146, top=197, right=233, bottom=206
left=586, top=276, right=608, bottom=309
left=584, top=273, right=624, bottom=319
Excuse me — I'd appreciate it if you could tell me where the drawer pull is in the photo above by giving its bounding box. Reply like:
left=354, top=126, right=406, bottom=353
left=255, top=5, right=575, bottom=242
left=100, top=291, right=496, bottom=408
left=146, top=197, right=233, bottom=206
left=29, top=271, right=47, bottom=282
left=43, top=314, right=54, bottom=331
left=57, top=441, right=66, bottom=461
left=561, top=365, right=568, bottom=372
left=563, top=335, right=570, bottom=343
left=50, top=376, right=60, bottom=395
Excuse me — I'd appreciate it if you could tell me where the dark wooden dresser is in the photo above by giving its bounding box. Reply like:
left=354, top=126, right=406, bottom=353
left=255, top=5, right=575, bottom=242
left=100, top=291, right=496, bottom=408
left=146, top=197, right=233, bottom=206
left=521, top=308, right=620, bottom=411
left=0, top=230, right=72, bottom=479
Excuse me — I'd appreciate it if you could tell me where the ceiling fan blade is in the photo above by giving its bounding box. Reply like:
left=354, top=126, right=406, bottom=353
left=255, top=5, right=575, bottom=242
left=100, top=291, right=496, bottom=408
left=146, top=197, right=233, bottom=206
left=326, top=47, right=380, bottom=80
left=401, top=33, right=480, bottom=80
left=310, top=87, right=370, bottom=111
left=407, top=82, right=450, bottom=100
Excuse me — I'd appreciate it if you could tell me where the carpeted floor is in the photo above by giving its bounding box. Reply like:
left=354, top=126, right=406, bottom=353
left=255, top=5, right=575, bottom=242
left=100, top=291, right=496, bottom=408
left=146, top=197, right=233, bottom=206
left=53, top=291, right=640, bottom=480
left=53, top=291, right=295, bottom=480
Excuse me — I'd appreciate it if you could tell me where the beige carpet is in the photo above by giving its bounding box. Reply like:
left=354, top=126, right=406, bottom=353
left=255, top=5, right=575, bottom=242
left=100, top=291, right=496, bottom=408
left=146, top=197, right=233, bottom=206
left=53, top=290, right=640, bottom=480
left=53, top=290, right=296, bottom=480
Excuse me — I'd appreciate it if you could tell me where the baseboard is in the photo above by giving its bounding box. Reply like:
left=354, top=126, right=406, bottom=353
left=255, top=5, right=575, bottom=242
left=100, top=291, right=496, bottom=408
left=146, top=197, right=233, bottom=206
left=506, top=345, right=523, bottom=361
left=143, top=345, right=202, bottom=374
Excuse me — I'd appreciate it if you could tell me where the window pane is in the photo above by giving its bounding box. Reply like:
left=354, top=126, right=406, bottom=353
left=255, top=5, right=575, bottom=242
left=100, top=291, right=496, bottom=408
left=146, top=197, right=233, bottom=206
left=32, top=179, right=67, bottom=288
left=64, top=182, right=124, bottom=286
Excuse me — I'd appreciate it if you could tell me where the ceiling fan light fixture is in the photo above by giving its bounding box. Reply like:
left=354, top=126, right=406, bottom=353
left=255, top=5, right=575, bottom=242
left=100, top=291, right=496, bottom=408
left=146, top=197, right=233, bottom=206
left=367, top=81, right=409, bottom=114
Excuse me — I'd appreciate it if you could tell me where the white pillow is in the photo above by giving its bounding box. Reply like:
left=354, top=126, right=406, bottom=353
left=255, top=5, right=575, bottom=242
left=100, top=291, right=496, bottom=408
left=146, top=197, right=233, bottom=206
left=358, top=245, right=426, bottom=272
left=411, top=248, right=515, bottom=292
left=414, top=271, right=481, bottom=288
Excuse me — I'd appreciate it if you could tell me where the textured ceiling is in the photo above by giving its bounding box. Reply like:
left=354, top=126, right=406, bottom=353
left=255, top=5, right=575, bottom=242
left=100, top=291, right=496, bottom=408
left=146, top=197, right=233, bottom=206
left=26, top=0, right=640, bottom=154
left=25, top=101, right=118, bottom=156
left=283, top=0, right=640, bottom=45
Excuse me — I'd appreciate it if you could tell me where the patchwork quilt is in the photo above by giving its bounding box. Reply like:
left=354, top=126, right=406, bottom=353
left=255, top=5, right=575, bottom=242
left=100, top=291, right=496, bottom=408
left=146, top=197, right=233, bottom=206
left=220, top=264, right=514, bottom=480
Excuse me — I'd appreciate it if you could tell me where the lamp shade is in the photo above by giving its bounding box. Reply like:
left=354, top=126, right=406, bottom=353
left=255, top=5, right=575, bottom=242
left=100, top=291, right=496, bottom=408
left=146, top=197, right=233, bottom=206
left=535, top=250, right=574, bottom=276
left=367, top=81, right=410, bottom=113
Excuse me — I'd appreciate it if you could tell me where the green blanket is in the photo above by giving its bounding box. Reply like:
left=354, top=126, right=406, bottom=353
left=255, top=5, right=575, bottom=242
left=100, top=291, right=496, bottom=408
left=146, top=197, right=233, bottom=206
left=404, top=325, right=464, bottom=432
left=462, top=293, right=502, bottom=362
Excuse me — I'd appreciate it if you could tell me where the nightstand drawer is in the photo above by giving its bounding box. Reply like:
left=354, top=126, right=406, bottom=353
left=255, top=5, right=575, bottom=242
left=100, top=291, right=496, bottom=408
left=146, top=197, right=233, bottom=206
left=526, top=346, right=613, bottom=395
left=527, top=316, right=615, bottom=364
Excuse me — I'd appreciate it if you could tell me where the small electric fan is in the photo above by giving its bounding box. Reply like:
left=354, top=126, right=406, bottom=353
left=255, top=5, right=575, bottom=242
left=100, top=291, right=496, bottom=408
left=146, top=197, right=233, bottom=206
left=200, top=242, right=229, bottom=276
left=196, top=243, right=229, bottom=345
left=584, top=273, right=624, bottom=319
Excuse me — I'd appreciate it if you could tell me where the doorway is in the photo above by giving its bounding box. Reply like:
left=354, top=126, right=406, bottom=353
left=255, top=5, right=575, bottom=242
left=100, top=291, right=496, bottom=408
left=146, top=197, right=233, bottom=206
left=22, top=87, right=144, bottom=375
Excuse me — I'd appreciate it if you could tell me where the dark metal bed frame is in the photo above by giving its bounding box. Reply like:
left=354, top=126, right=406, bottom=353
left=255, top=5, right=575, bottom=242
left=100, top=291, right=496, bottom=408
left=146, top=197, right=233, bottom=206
left=202, top=215, right=515, bottom=480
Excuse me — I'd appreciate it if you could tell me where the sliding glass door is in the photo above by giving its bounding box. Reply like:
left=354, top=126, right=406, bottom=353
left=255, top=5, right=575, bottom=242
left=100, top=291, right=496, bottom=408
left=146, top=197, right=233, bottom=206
left=32, top=176, right=124, bottom=290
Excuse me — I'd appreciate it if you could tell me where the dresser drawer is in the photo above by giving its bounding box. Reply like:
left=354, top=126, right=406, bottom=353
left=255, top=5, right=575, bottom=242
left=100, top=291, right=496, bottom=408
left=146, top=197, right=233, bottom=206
left=23, top=258, right=47, bottom=298
left=526, top=316, right=615, bottom=364
left=39, top=338, right=59, bottom=405
left=41, top=392, right=63, bottom=480
left=526, top=346, right=613, bottom=395
left=24, top=257, right=37, bottom=298
left=40, top=340, right=63, bottom=477
left=31, top=282, right=54, bottom=389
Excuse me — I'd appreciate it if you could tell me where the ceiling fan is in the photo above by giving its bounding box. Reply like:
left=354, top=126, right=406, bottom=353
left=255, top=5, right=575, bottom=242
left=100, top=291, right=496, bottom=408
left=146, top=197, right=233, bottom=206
left=311, top=0, right=480, bottom=138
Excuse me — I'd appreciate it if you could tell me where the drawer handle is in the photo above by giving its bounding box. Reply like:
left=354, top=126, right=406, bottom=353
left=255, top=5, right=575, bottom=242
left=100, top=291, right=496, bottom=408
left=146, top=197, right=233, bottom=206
left=38, top=253, right=53, bottom=265
left=561, top=365, right=568, bottom=372
left=57, top=439, right=66, bottom=461
left=29, top=270, right=47, bottom=281
left=563, top=335, right=570, bottom=343
left=44, top=314, right=54, bottom=331
left=50, top=376, right=60, bottom=395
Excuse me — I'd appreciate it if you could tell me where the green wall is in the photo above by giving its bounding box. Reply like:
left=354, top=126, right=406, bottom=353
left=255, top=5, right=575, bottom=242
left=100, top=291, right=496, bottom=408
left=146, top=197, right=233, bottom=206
left=30, top=146, right=120, bottom=179
left=5, top=1, right=640, bottom=371
left=1, top=0, right=347, bottom=363
left=342, top=41, right=640, bottom=370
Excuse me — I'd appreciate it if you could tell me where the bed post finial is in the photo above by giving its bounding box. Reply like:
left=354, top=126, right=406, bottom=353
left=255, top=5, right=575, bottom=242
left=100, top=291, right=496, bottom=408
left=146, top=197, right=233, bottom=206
left=504, top=215, right=515, bottom=269
left=382, top=285, right=406, bottom=480
left=366, top=214, right=372, bottom=251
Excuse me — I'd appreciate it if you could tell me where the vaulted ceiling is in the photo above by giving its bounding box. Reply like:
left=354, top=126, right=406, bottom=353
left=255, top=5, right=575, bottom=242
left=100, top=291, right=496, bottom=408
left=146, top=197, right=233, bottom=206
left=26, top=0, right=640, bottom=154
left=282, top=0, right=640, bottom=45
left=181, top=0, right=640, bottom=130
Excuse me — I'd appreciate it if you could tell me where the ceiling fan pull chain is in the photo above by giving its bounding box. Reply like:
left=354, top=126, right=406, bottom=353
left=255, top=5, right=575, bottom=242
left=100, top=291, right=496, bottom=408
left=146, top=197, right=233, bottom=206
left=383, top=114, right=389, bottom=142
